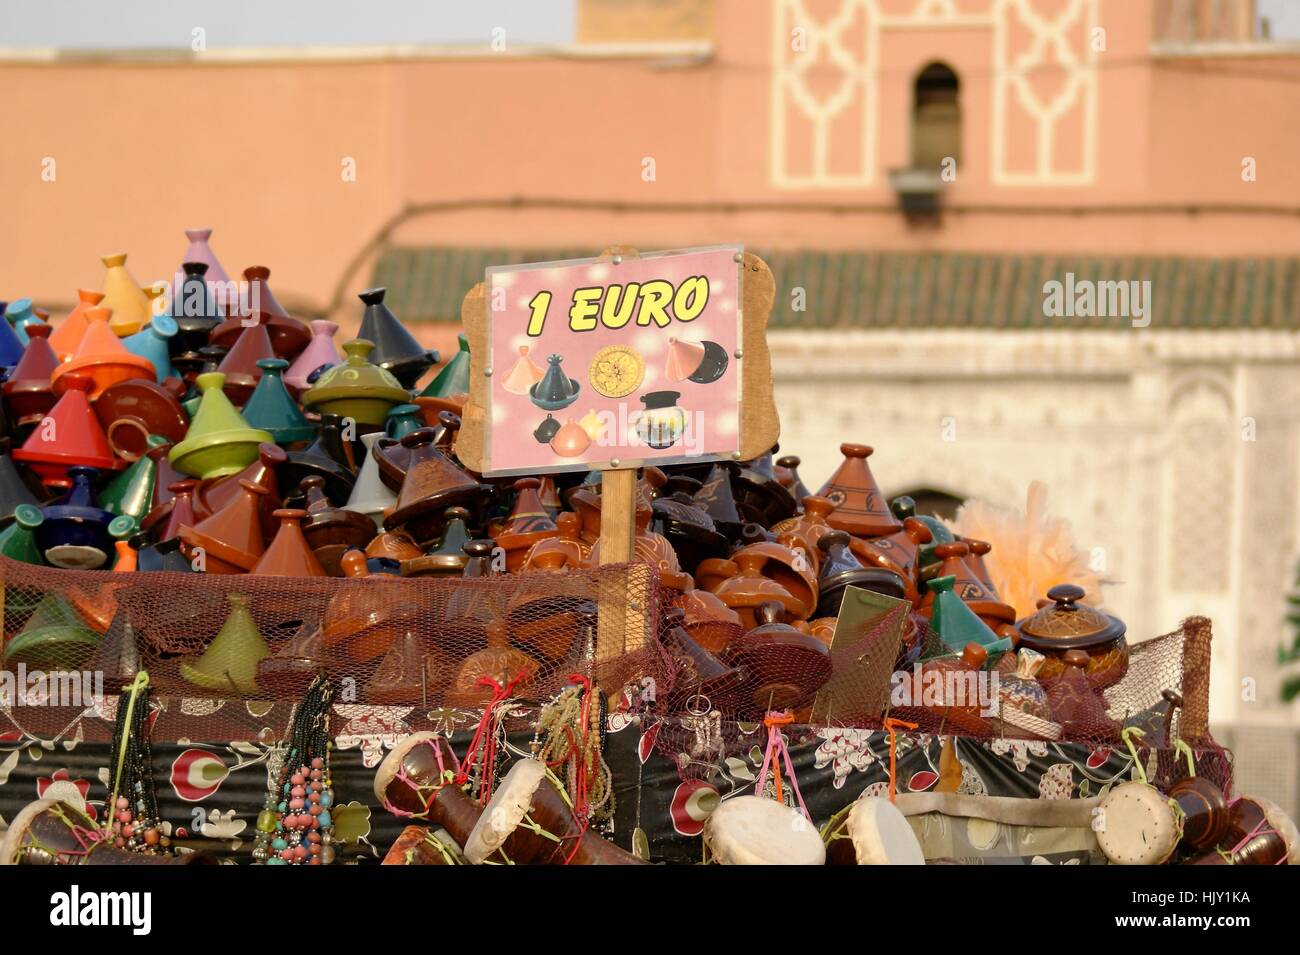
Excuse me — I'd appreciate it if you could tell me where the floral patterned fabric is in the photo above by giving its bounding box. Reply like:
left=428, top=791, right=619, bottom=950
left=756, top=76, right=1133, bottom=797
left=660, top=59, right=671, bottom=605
left=0, top=702, right=1221, bottom=864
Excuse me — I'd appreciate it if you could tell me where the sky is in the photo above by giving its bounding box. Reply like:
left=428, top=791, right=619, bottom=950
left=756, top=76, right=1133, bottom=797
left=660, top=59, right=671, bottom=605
left=0, top=0, right=578, bottom=49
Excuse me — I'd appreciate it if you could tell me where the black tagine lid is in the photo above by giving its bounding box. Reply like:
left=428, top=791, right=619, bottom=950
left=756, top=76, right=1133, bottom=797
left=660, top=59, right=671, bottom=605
left=641, top=390, right=681, bottom=411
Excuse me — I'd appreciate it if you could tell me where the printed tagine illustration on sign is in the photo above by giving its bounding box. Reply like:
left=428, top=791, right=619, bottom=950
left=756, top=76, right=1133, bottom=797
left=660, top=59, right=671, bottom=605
left=457, top=246, right=776, bottom=477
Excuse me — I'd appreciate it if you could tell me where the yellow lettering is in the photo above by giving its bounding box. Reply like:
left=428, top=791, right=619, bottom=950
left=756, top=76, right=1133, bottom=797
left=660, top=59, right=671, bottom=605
left=601, top=283, right=640, bottom=329
left=526, top=291, right=552, bottom=337
left=673, top=276, right=709, bottom=322
left=568, top=287, right=602, bottom=332
left=636, top=280, right=674, bottom=327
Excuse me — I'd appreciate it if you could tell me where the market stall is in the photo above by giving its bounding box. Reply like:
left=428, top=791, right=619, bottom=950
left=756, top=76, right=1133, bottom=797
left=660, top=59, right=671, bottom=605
left=0, top=238, right=1291, bottom=867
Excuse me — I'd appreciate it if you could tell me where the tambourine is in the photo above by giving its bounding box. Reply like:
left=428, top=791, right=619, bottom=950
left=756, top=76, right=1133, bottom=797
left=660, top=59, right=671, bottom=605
left=823, top=795, right=925, bottom=866
left=1095, top=729, right=1181, bottom=865
left=382, top=825, right=466, bottom=865
left=703, top=795, right=825, bottom=865
left=463, top=757, right=646, bottom=865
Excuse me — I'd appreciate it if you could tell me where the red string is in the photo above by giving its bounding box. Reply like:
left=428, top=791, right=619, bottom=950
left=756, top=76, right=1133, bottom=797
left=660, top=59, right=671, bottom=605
left=562, top=674, right=593, bottom=865
left=456, top=671, right=526, bottom=804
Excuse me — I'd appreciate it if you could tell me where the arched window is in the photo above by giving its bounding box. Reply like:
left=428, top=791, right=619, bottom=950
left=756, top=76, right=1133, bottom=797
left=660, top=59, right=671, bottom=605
left=896, top=487, right=964, bottom=523
left=912, top=62, right=961, bottom=170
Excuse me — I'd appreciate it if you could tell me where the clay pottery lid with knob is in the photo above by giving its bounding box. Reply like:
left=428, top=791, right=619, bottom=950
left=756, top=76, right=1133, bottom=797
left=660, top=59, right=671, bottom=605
left=149, top=479, right=198, bottom=543
left=775, top=453, right=811, bottom=503
left=731, top=539, right=819, bottom=620
left=35, top=466, right=136, bottom=570
left=345, top=431, right=397, bottom=528
left=48, top=288, right=104, bottom=360
left=278, top=413, right=357, bottom=506
left=3, top=324, right=59, bottom=427
left=669, top=579, right=743, bottom=657
left=1016, top=584, right=1128, bottom=690
left=384, top=428, right=487, bottom=545
left=98, top=253, right=151, bottom=337
left=251, top=508, right=327, bottom=577
left=520, top=510, right=592, bottom=570
left=177, top=479, right=268, bottom=573
left=420, top=331, right=470, bottom=402
left=0, top=503, right=46, bottom=564
left=960, top=537, right=998, bottom=591
left=492, top=478, right=557, bottom=572
left=215, top=321, right=275, bottom=407
left=197, top=441, right=286, bottom=540
left=356, top=287, right=438, bottom=389
left=121, top=313, right=180, bottom=383
left=242, top=357, right=315, bottom=446
left=320, top=549, right=419, bottom=664
left=817, top=443, right=902, bottom=539
left=651, top=474, right=729, bottom=574
left=94, top=377, right=189, bottom=461
left=169, top=373, right=274, bottom=480
left=364, top=628, right=442, bottom=705
left=10, top=299, right=48, bottom=345
left=298, top=476, right=374, bottom=576
left=849, top=517, right=933, bottom=605
left=374, top=414, right=459, bottom=491
left=13, top=374, right=125, bottom=485
left=209, top=266, right=310, bottom=360
left=302, top=339, right=410, bottom=427
left=178, top=593, right=270, bottom=695
left=814, top=530, right=906, bottom=618
left=256, top=617, right=331, bottom=698
left=170, top=261, right=223, bottom=354
left=771, top=495, right=838, bottom=574
left=179, top=228, right=233, bottom=288
left=285, top=320, right=342, bottom=395
left=927, top=575, right=1010, bottom=655
left=733, top=450, right=798, bottom=527
left=713, top=550, right=804, bottom=630
left=401, top=506, right=474, bottom=576
left=722, top=600, right=832, bottom=719
left=918, top=541, right=1017, bottom=628
left=50, top=306, right=156, bottom=399
left=99, top=433, right=168, bottom=525
left=446, top=620, right=541, bottom=709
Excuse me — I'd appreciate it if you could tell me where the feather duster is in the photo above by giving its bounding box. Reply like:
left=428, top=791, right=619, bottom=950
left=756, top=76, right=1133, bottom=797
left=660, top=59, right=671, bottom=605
left=950, top=481, right=1107, bottom=619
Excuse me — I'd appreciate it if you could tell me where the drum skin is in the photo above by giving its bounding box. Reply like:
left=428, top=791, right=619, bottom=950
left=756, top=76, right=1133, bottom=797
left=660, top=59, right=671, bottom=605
left=704, top=795, right=825, bottom=865
left=825, top=796, right=924, bottom=866
left=1096, top=782, right=1179, bottom=865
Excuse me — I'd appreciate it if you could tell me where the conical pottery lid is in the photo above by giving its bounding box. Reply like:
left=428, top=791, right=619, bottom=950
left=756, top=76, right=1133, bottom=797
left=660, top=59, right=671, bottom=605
left=179, top=594, right=269, bottom=694
left=146, top=436, right=187, bottom=508
left=154, top=479, right=197, bottom=542
left=285, top=320, right=341, bottom=394
left=170, top=261, right=222, bottom=352
left=364, top=628, right=428, bottom=703
left=88, top=610, right=141, bottom=682
left=385, top=403, right=423, bottom=440
left=356, top=288, right=435, bottom=389
left=51, top=306, right=155, bottom=399
left=242, top=358, right=315, bottom=445
left=0, top=438, right=40, bottom=521
left=14, top=375, right=123, bottom=478
left=0, top=304, right=24, bottom=365
left=180, top=227, right=232, bottom=287
left=169, top=373, right=274, bottom=479
left=3, top=324, right=60, bottom=424
left=122, top=314, right=179, bottom=383
left=502, top=345, right=545, bottom=395
left=345, top=431, right=396, bottom=526
left=210, top=266, right=309, bottom=360
left=529, top=354, right=580, bottom=410
left=0, top=502, right=45, bottom=562
left=6, top=299, right=42, bottom=346
left=665, top=337, right=706, bottom=381
left=277, top=414, right=357, bottom=505
left=494, top=478, right=557, bottom=566
left=817, top=443, right=902, bottom=538
left=776, top=454, right=812, bottom=503
left=216, top=321, right=276, bottom=404
left=178, top=479, right=268, bottom=572
left=420, top=332, right=470, bottom=399
left=3, top=593, right=99, bottom=669
left=694, top=462, right=745, bottom=538
left=251, top=508, right=327, bottom=577
left=48, top=289, right=104, bottom=360
left=302, top=339, right=409, bottom=413
left=99, top=253, right=151, bottom=337
left=385, top=429, right=484, bottom=534
left=1015, top=584, right=1125, bottom=651
left=100, top=433, right=167, bottom=523
left=402, top=506, right=474, bottom=576
left=929, top=576, right=1002, bottom=652
left=198, top=442, right=286, bottom=530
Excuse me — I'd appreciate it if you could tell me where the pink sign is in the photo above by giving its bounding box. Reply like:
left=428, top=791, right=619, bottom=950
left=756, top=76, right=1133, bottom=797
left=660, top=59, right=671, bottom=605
left=482, top=246, right=743, bottom=476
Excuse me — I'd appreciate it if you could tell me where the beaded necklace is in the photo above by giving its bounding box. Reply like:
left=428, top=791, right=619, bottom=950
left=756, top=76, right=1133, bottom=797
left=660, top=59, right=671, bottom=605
left=252, top=677, right=337, bottom=865
left=105, top=671, right=164, bottom=853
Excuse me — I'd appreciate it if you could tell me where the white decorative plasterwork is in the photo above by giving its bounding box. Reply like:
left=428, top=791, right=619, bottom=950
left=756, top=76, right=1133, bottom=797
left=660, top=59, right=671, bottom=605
left=770, top=0, right=1099, bottom=187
